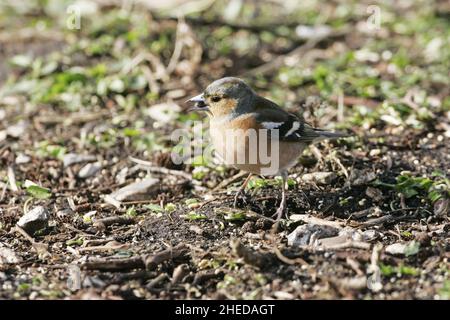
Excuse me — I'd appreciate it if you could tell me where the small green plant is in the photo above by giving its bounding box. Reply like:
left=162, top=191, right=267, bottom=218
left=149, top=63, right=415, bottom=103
left=35, top=141, right=66, bottom=160
left=223, top=210, right=248, bottom=222
left=126, top=206, right=138, bottom=217
left=144, top=204, right=164, bottom=213
left=246, top=177, right=296, bottom=190
left=26, top=185, right=52, bottom=199
left=374, top=172, right=450, bottom=204
left=380, top=264, right=419, bottom=277
left=183, top=211, right=207, bottom=221
left=66, top=237, right=84, bottom=247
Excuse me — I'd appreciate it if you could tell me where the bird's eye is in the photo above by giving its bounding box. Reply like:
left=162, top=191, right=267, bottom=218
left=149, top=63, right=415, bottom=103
left=211, top=96, right=222, bottom=103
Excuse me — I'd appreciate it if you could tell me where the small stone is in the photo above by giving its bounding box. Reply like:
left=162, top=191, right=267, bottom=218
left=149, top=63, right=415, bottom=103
left=78, top=162, right=101, bottom=179
left=6, top=120, right=28, bottom=138
left=349, top=169, right=377, bottom=186
left=385, top=243, right=406, bottom=255
left=302, top=172, right=337, bottom=185
left=362, top=230, right=380, bottom=242
left=287, top=224, right=340, bottom=246
left=369, top=149, right=381, bottom=157
left=17, top=206, right=49, bottom=234
left=63, top=153, right=97, bottom=167
left=0, top=244, right=22, bottom=264
left=15, top=153, right=31, bottom=164
left=56, top=208, right=75, bottom=219
left=105, top=178, right=159, bottom=208
left=385, top=241, right=420, bottom=256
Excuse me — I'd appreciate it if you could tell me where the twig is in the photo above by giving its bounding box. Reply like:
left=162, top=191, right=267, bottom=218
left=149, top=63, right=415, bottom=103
left=359, top=213, right=414, bottom=228
left=93, top=215, right=135, bottom=230
left=13, top=226, right=49, bottom=256
left=0, top=181, right=7, bottom=202
left=7, top=166, right=18, bottom=192
left=273, top=246, right=309, bottom=266
left=316, top=240, right=371, bottom=250
left=78, top=242, right=129, bottom=253
left=212, top=171, right=248, bottom=191
left=82, top=256, right=144, bottom=271
left=366, top=243, right=383, bottom=292
left=129, top=156, right=192, bottom=180
left=146, top=273, right=169, bottom=290
left=328, top=152, right=349, bottom=179
left=167, top=16, right=186, bottom=74
left=171, top=264, right=190, bottom=285
left=289, top=214, right=344, bottom=228
left=144, top=244, right=189, bottom=270
left=350, top=206, right=381, bottom=220
left=346, top=257, right=364, bottom=276
left=193, top=270, right=224, bottom=285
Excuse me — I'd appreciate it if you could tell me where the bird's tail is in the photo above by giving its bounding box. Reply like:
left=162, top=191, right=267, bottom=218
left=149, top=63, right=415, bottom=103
left=313, top=128, right=352, bottom=140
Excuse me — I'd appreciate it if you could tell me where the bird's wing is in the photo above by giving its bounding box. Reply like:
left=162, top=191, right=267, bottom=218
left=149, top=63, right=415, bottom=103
left=253, top=96, right=322, bottom=143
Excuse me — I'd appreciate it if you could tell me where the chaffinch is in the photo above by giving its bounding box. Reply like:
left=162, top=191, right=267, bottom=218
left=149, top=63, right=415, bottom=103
left=187, top=77, right=348, bottom=220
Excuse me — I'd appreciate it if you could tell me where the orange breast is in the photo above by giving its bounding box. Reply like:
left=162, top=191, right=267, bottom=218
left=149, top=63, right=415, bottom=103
left=209, top=115, right=305, bottom=175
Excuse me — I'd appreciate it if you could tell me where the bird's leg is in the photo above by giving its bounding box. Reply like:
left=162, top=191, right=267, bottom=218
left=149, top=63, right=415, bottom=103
left=233, top=173, right=253, bottom=208
left=272, top=170, right=288, bottom=220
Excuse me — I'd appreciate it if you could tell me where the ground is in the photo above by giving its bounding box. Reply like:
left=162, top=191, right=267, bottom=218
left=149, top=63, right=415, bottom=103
left=0, top=0, right=449, bottom=300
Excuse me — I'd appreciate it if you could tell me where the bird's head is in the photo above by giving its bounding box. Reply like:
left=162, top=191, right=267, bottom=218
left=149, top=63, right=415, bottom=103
left=187, top=77, right=255, bottom=117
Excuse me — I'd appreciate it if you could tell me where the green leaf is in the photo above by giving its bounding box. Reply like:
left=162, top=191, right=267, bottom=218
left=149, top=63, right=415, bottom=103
left=144, top=204, right=163, bottom=213
left=122, top=128, right=141, bottom=137
left=428, top=190, right=442, bottom=203
left=26, top=185, right=52, bottom=199
left=126, top=206, right=138, bottom=217
left=224, top=211, right=247, bottom=222
left=164, top=203, right=176, bottom=212
left=404, top=241, right=420, bottom=257
left=247, top=178, right=268, bottom=190
left=66, top=238, right=84, bottom=246
left=402, top=187, right=418, bottom=198
left=184, top=211, right=207, bottom=220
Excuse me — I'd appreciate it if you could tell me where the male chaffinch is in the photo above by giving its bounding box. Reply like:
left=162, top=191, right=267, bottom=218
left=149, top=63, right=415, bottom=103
left=187, top=77, right=348, bottom=220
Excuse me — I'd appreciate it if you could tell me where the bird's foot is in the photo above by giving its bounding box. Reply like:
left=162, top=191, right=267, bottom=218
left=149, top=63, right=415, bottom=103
left=271, top=202, right=287, bottom=221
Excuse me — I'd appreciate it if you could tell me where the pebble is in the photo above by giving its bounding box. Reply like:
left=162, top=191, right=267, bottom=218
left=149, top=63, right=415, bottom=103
left=105, top=178, right=160, bottom=208
left=287, top=224, right=340, bottom=246
left=0, top=244, right=22, bottom=264
left=15, top=153, right=31, bottom=164
left=302, top=172, right=337, bottom=185
left=6, top=120, right=28, bottom=138
left=78, top=162, right=101, bottom=179
left=17, top=206, right=49, bottom=234
left=63, top=153, right=96, bottom=167
left=385, top=243, right=406, bottom=255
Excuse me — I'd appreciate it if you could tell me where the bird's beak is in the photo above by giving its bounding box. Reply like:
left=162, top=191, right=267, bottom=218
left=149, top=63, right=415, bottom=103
left=186, top=93, right=209, bottom=112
